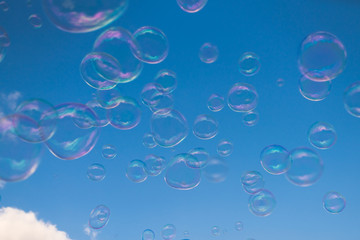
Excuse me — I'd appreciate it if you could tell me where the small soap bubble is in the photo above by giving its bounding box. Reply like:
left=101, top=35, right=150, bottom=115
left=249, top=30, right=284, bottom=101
left=344, top=82, right=360, bottom=118
left=193, top=114, right=218, bottom=140
left=176, top=0, right=208, bottom=13
left=28, top=14, right=43, bottom=29
left=154, top=70, right=177, bottom=94
left=149, top=93, right=174, bottom=113
left=211, top=226, right=221, bottom=236
left=227, top=83, right=258, bottom=112
left=276, top=78, right=285, bottom=87
left=0, top=1, right=8, bottom=11
left=299, top=76, right=331, bottom=101
left=217, top=140, right=233, bottom=157
left=241, top=171, right=265, bottom=194
left=126, top=160, right=148, bottom=183
left=142, top=229, right=155, bottom=240
left=144, top=154, right=166, bottom=176
left=89, top=205, right=110, bottom=229
left=107, top=97, right=141, bottom=130
left=161, top=224, right=176, bottom=240
left=87, top=163, right=106, bottom=181
left=260, top=145, right=290, bottom=175
left=248, top=190, right=276, bottom=217
left=143, top=133, right=157, bottom=148
left=323, top=191, right=346, bottom=214
left=242, top=111, right=259, bottom=127
left=86, top=100, right=109, bottom=127
left=308, top=121, right=337, bottom=149
left=235, top=221, right=243, bottom=231
left=207, top=94, right=225, bottom=112
left=199, top=42, right=219, bottom=64
left=238, top=52, right=260, bottom=76
left=188, top=147, right=209, bottom=168
left=203, top=157, right=228, bottom=183
left=141, top=83, right=161, bottom=107
left=102, top=145, right=116, bottom=159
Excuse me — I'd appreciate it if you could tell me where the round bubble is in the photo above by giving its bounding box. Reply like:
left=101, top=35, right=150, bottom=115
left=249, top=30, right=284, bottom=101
left=151, top=109, right=188, bottom=148
left=260, top=145, right=290, bottom=175
left=207, top=94, right=225, bottom=112
left=43, top=0, right=128, bottom=33
left=161, top=224, right=176, bottom=240
left=238, top=52, right=260, bottom=76
left=154, top=70, right=177, bottom=94
left=96, top=87, right=122, bottom=109
left=242, top=111, right=259, bottom=127
left=188, top=147, right=209, bottom=168
left=89, top=205, right=110, bottom=229
left=211, top=226, right=221, bottom=236
left=228, top=83, right=258, bottom=112
left=235, top=221, right=243, bottom=231
left=86, top=100, right=109, bottom=127
left=176, top=0, right=208, bottom=13
left=0, top=116, right=42, bottom=182
left=149, top=93, right=174, bottom=113
left=299, top=76, right=331, bottom=101
left=102, top=145, right=116, bottom=159
left=143, top=229, right=155, bottom=240
left=126, top=160, right=147, bottom=183
left=143, top=133, right=157, bottom=148
left=285, top=147, right=324, bottom=187
left=217, top=140, right=233, bottom=157
left=298, top=31, right=346, bottom=82
left=203, top=157, right=228, bottom=183
left=323, top=191, right=346, bottom=214
left=87, top=163, right=106, bottom=181
left=241, top=171, right=265, bottom=194
left=93, top=27, right=143, bottom=83
left=308, top=121, right=337, bottom=149
left=28, top=14, right=42, bottom=29
left=193, top=114, right=218, bottom=140
left=199, top=42, right=219, bottom=64
left=45, top=103, right=100, bottom=160
left=0, top=1, right=9, bottom=11
left=133, top=26, right=169, bottom=64
left=277, top=78, right=285, bottom=87
left=107, top=97, right=141, bottom=130
left=141, top=83, right=160, bottom=107
left=344, top=82, right=360, bottom=117
left=248, top=189, right=276, bottom=217
left=144, top=154, right=166, bottom=176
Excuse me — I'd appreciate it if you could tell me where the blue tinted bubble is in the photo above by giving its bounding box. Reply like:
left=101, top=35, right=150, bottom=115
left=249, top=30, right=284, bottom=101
left=211, top=226, right=221, bottom=236
left=144, top=154, right=166, bottom=176
left=0, top=1, right=8, bottom=11
left=188, top=147, right=209, bottom=168
left=308, top=122, right=337, bottom=149
left=87, top=163, right=106, bottom=181
left=260, top=145, right=290, bottom=175
left=277, top=78, right=285, bottom=87
left=203, top=157, right=228, bottom=183
left=242, top=111, right=259, bottom=127
left=28, top=14, right=42, bottom=29
left=344, top=82, right=360, bottom=118
left=323, top=191, right=346, bottom=214
left=143, top=229, right=155, bottom=240
left=89, top=205, right=110, bottom=229
left=299, top=76, right=331, bottom=101
left=143, top=133, right=157, bottom=148
left=238, top=52, right=260, bottom=76
left=154, top=70, right=177, bottom=94
left=217, top=140, right=233, bottom=157
left=199, top=42, right=219, bottom=64
left=228, top=83, right=258, bottom=112
left=176, top=0, right=208, bottom=13
left=126, top=160, right=147, bottom=183
left=102, top=145, right=116, bottom=159
left=241, top=171, right=264, bottom=194
left=193, top=114, right=218, bottom=140
left=107, top=97, right=141, bottom=130
left=298, top=31, right=346, bottom=82
left=96, top=87, right=122, bottom=109
left=149, top=93, right=174, bottom=113
left=161, top=224, right=176, bottom=240
left=86, top=100, right=109, bottom=127
left=248, top=189, right=276, bottom=217
left=235, top=221, right=243, bottom=231
left=207, top=94, right=225, bottom=112
left=141, top=83, right=160, bottom=107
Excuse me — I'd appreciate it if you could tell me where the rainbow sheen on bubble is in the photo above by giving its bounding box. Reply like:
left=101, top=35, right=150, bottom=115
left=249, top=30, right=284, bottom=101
left=126, top=160, right=148, bottom=183
left=248, top=189, right=276, bottom=217
left=143, top=133, right=156, bottom=148
left=228, top=83, right=258, bottom=112
left=143, top=229, right=155, bottom=240
left=188, top=147, right=209, bottom=168
left=299, top=76, right=331, bottom=101
left=241, top=171, right=264, bottom=194
left=96, top=87, right=122, bottom=109
left=149, top=93, right=174, bottom=113
left=87, top=163, right=106, bottom=181
left=203, top=157, right=228, bottom=183
left=86, top=100, right=109, bottom=127
left=323, top=191, right=346, bottom=214
left=28, top=14, right=42, bottom=29
left=107, top=97, right=141, bottom=130
left=238, top=52, right=260, bottom=76
left=344, top=82, right=360, bottom=118
left=199, top=42, right=219, bottom=64
left=89, top=205, right=110, bottom=229
left=144, top=154, right=166, bottom=176
left=193, top=114, right=218, bottom=140
left=207, top=94, right=225, bottom=112
left=102, top=145, right=116, bottom=159
left=176, top=0, right=208, bottom=13
left=260, top=145, right=290, bottom=175
left=308, top=122, right=337, bottom=149
left=161, top=224, right=176, bottom=240
left=141, top=83, right=160, bottom=107
left=154, top=70, right=177, bottom=94
left=242, top=111, right=259, bottom=127
left=217, top=140, right=233, bottom=157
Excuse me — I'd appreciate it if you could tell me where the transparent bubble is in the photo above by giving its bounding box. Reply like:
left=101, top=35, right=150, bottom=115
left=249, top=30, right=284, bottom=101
left=277, top=78, right=285, bottom=87
left=285, top=147, right=324, bottom=187
left=102, top=145, right=116, bottom=159
left=149, top=93, right=174, bottom=113
left=238, top=52, right=260, bottom=76
left=203, top=157, right=228, bottom=183
left=143, top=229, right=155, bottom=240
left=154, top=70, right=177, bottom=94
left=151, top=109, right=188, bottom=148
left=298, top=31, right=346, bottom=82
left=0, top=116, right=42, bottom=182
left=207, top=94, right=225, bottom=112
left=87, top=163, right=106, bottom=181
left=14, top=99, right=58, bottom=143
left=299, top=76, right=331, bottom=101
left=0, top=1, right=8, bottom=11
left=193, top=114, right=218, bottom=140
left=211, top=226, right=221, bottom=236
left=43, top=0, right=128, bottom=33
left=241, top=171, right=264, bottom=194
left=89, top=205, right=110, bottom=229
left=126, top=160, right=147, bottom=183
left=199, top=43, right=219, bottom=64
left=242, top=111, right=259, bottom=127
left=248, top=189, right=276, bottom=217
left=217, top=140, right=233, bottom=157
left=176, top=0, right=208, bottom=13
left=107, top=97, right=141, bottom=130
left=344, top=82, right=360, bottom=118
left=141, top=83, right=160, bottom=107
left=45, top=103, right=100, bottom=160
left=143, top=133, right=156, bottom=148
left=86, top=100, right=109, bottom=127
left=144, top=154, right=166, bottom=176
left=0, top=27, right=10, bottom=47
left=227, top=83, right=258, bottom=112
left=93, top=27, right=143, bottom=83
left=133, top=26, right=169, bottom=64
left=308, top=122, right=337, bottom=149
left=260, top=145, right=290, bottom=175
left=28, top=14, right=42, bottom=29
left=188, top=147, right=209, bottom=168
left=96, top=87, right=122, bottom=109
left=234, top=221, right=243, bottom=231
left=323, top=191, right=346, bottom=214
left=161, top=224, right=176, bottom=240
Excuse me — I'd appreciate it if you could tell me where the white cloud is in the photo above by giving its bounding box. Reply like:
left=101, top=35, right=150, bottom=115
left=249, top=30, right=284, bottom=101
left=84, top=225, right=99, bottom=240
left=0, top=207, right=71, bottom=240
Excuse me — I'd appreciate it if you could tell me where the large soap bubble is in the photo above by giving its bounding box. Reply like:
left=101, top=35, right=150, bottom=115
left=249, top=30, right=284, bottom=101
left=193, top=114, right=218, bottom=140
left=227, top=83, right=258, bottom=112
left=176, top=0, right=208, bottom=13
left=126, top=160, right=148, bottom=183
left=260, top=145, right=290, bottom=175
left=344, top=82, right=360, bottom=118
left=89, top=204, right=110, bottom=229
left=308, top=121, right=337, bottom=149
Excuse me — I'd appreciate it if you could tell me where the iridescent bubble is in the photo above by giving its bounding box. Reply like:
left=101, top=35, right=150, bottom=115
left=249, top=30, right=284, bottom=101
left=238, top=52, right=260, bottom=76
left=151, top=109, right=188, bottom=148
left=154, top=70, right=177, bottom=94
left=308, top=122, right=337, bottom=149
left=96, top=87, right=122, bottom=109
left=161, top=224, right=176, bottom=240
left=242, top=111, right=259, bottom=127
left=89, top=205, right=110, bottom=229
left=93, top=27, right=143, bottom=82
left=0, top=1, right=8, bottom=11
left=149, top=93, right=174, bottom=113
left=0, top=116, right=42, bottom=182
left=107, top=97, right=141, bottom=130
left=133, top=26, right=169, bottom=64
left=248, top=190, right=276, bottom=217
left=28, top=14, right=42, bottom=29
left=193, top=114, right=218, bottom=140
left=164, top=153, right=201, bottom=190
left=144, top=154, right=166, bottom=176
left=45, top=103, right=100, bottom=160
left=176, top=0, right=208, bottom=13
left=344, top=82, right=360, bottom=118
left=217, top=140, right=233, bottom=157
left=241, top=171, right=264, bottom=194
left=298, top=31, right=346, bottom=82
left=234, top=221, right=243, bottom=231
left=285, top=147, right=324, bottom=187
left=141, top=83, right=160, bottom=107
left=143, top=229, right=155, bottom=240
left=86, top=100, right=109, bottom=127
left=211, top=226, right=221, bottom=236
left=102, top=145, right=116, bottom=159
left=199, top=42, right=219, bottom=64
left=203, top=157, right=228, bottom=183
left=87, top=163, right=106, bottom=181
left=299, top=76, right=331, bottom=101
left=260, top=145, right=290, bottom=175
left=227, top=83, right=258, bottom=112
left=143, top=133, right=156, bottom=148
left=323, top=191, right=346, bottom=214
left=126, top=160, right=147, bottom=183
left=276, top=78, right=285, bottom=87
left=188, top=147, right=209, bottom=168
left=43, top=0, right=128, bottom=33
left=207, top=94, right=225, bottom=112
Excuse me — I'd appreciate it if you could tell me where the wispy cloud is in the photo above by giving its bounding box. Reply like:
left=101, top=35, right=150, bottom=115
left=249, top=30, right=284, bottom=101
left=84, top=225, right=99, bottom=240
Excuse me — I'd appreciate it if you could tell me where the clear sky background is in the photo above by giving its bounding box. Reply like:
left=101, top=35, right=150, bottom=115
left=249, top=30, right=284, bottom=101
left=0, top=0, right=360, bottom=239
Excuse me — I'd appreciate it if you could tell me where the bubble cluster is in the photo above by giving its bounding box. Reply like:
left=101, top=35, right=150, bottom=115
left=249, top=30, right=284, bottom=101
left=323, top=191, right=346, bottom=214
left=126, top=160, right=148, bottom=183
left=344, top=82, right=360, bottom=118
left=242, top=111, right=259, bottom=127
left=107, top=97, right=141, bottom=130
left=203, top=157, right=228, bottom=183
left=144, top=154, right=166, bottom=176
left=228, top=83, right=258, bottom=112
left=241, top=171, right=265, bottom=194
left=28, top=14, right=43, bottom=29
left=199, top=43, right=219, bottom=64
left=248, top=190, right=276, bottom=217
left=176, top=0, right=208, bottom=13
left=188, top=147, right=209, bottom=168
left=299, top=76, right=331, bottom=101
left=161, top=224, right=176, bottom=240
left=207, top=94, right=225, bottom=112
left=154, top=70, right=177, bottom=94
left=260, top=145, right=290, bottom=175
left=87, top=163, right=106, bottom=181
left=89, top=205, right=110, bottom=229
left=238, top=52, right=260, bottom=76
left=193, top=114, right=218, bottom=139
left=143, top=229, right=155, bottom=240
left=308, top=121, right=337, bottom=149
left=102, top=145, right=117, bottom=159
left=217, top=140, right=233, bottom=157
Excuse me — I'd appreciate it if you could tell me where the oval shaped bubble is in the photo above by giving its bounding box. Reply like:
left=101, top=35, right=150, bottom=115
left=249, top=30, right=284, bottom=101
left=298, top=31, right=346, bottom=82
left=241, top=171, right=265, bottom=194
left=126, top=160, right=148, bottom=183
left=207, top=94, right=225, bottom=112
left=107, top=97, right=141, bottom=130
left=193, top=114, right=218, bottom=140
left=203, top=157, right=228, bottom=183
left=43, top=0, right=128, bottom=33
left=260, top=145, right=290, bottom=175
left=344, top=81, right=360, bottom=118
left=102, top=144, right=116, bottom=159
left=217, top=140, right=233, bottom=157
left=176, top=0, right=208, bottom=13
left=238, top=52, right=260, bottom=76
left=242, top=110, right=259, bottom=127
left=199, top=42, right=219, bottom=64
left=299, top=76, right=331, bottom=101
left=227, top=83, right=258, bottom=112
left=161, top=224, right=176, bottom=240
left=86, top=99, right=109, bottom=127
left=248, top=189, right=276, bottom=217
left=154, top=70, right=177, bottom=94
left=143, top=229, right=155, bottom=240
left=308, top=121, right=337, bottom=149
left=89, top=205, right=110, bottom=229
left=28, top=14, right=43, bottom=29
left=87, top=163, right=106, bottom=181
left=144, top=154, right=166, bottom=176
left=188, top=147, right=209, bottom=168
left=323, top=191, right=346, bottom=214
left=143, top=133, right=157, bottom=148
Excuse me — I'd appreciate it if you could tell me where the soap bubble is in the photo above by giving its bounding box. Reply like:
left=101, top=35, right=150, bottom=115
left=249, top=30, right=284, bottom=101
left=299, top=76, right=331, bottom=101
left=143, top=229, right=155, bottom=240
left=143, top=133, right=156, bottom=148
left=28, top=14, right=42, bottom=29
left=144, top=154, right=166, bottom=176
left=161, top=224, right=176, bottom=240
left=43, top=0, right=128, bottom=33
left=285, top=147, right=323, bottom=187
left=260, top=145, right=290, bottom=175
left=242, top=111, right=259, bottom=127
left=241, top=171, right=264, bottom=194
left=188, top=147, right=209, bottom=168
left=344, top=82, right=360, bottom=118
left=141, top=83, right=161, bottom=107
left=102, top=145, right=116, bottom=159
left=234, top=221, right=243, bottom=231
left=298, top=31, right=346, bottom=82
left=176, top=0, right=208, bottom=13
left=248, top=189, right=276, bottom=217
left=277, top=78, right=285, bottom=87
left=323, top=191, right=346, bottom=214
left=238, top=52, right=260, bottom=76
left=0, top=1, right=8, bottom=11
left=203, top=157, right=228, bottom=183
left=211, top=226, right=221, bottom=236
left=86, top=100, right=109, bottom=127
left=149, top=93, right=174, bottom=113
left=89, top=205, right=110, bottom=229
left=199, top=42, right=219, bottom=64
left=207, top=94, right=225, bottom=112
left=133, top=26, right=169, bottom=64
left=217, top=140, right=233, bottom=157
left=107, top=97, right=141, bottom=130
left=308, top=121, right=337, bottom=149
left=227, top=83, right=258, bottom=112
left=193, top=114, right=218, bottom=140
left=96, top=87, right=122, bottom=109
left=154, top=70, right=177, bottom=94
left=87, top=163, right=106, bottom=181
left=126, top=160, right=148, bottom=183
